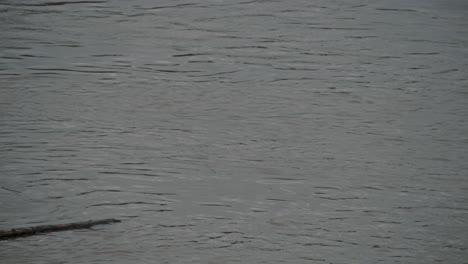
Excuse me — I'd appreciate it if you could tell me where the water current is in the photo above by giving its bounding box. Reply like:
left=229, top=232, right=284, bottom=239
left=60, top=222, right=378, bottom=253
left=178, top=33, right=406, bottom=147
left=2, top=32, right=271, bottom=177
left=1, top=0, right=468, bottom=263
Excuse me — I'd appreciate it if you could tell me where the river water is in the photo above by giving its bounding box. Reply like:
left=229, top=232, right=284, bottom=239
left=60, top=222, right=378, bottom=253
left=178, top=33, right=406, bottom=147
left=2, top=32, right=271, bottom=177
left=1, top=0, right=467, bottom=263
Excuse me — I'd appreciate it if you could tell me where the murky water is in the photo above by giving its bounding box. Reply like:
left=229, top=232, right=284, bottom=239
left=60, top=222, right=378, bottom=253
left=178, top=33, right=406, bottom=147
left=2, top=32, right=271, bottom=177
left=1, top=0, right=467, bottom=263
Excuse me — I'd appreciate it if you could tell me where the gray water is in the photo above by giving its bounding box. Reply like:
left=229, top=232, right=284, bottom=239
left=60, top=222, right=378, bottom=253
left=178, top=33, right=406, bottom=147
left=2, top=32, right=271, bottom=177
left=1, top=0, right=468, bottom=263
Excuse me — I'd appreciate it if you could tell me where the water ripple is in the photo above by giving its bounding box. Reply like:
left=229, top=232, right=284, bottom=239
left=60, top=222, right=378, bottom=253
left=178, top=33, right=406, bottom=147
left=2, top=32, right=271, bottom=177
left=1, top=0, right=467, bottom=263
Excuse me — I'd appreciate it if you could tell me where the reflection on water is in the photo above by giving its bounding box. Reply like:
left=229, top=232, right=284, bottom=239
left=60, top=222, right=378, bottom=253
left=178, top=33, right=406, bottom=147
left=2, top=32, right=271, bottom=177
left=1, top=0, right=467, bottom=263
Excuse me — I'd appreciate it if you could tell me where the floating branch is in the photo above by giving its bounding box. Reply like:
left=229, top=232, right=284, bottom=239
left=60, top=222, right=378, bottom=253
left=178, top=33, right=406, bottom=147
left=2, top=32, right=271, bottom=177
left=0, top=218, right=121, bottom=240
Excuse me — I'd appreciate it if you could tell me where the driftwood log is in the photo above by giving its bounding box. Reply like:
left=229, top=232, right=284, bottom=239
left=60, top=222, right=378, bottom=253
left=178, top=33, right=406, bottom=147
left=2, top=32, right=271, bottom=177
left=0, top=218, right=120, bottom=240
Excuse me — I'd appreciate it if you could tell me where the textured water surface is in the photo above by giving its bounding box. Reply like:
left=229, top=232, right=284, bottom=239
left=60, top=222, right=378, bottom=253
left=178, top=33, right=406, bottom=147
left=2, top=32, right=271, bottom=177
left=1, top=0, right=468, bottom=263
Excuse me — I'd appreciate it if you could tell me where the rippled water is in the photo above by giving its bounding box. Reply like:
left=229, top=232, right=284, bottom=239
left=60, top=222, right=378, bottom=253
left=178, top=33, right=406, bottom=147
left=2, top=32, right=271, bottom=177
left=1, top=0, right=467, bottom=263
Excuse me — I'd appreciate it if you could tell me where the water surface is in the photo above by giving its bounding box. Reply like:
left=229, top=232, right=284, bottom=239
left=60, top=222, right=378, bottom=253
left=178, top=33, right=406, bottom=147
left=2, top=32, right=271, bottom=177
left=1, top=0, right=468, bottom=263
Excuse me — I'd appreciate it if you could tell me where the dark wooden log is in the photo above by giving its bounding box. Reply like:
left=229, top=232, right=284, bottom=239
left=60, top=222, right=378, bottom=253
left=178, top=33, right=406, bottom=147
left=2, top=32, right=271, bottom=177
left=0, top=218, right=121, bottom=240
